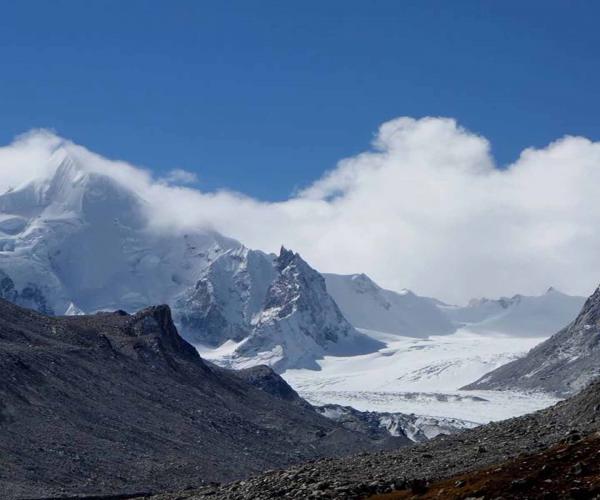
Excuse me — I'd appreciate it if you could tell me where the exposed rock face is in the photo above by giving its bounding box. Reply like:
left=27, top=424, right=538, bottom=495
left=463, top=286, right=600, bottom=396
left=0, top=269, right=17, bottom=302
left=174, top=246, right=276, bottom=346
left=0, top=298, right=402, bottom=499
left=226, top=248, right=384, bottom=371
left=16, top=282, right=54, bottom=315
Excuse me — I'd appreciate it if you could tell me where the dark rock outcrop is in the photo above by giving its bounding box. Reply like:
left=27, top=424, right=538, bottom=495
left=233, top=364, right=307, bottom=404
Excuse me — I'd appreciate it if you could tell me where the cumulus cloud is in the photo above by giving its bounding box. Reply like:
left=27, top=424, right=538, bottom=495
left=1, top=117, right=600, bottom=304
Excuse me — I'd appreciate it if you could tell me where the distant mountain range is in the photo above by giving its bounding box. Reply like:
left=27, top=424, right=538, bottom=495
left=440, top=287, right=586, bottom=337
left=463, top=285, right=600, bottom=396
left=323, top=273, right=455, bottom=337
left=324, top=273, right=586, bottom=340
left=195, top=247, right=383, bottom=371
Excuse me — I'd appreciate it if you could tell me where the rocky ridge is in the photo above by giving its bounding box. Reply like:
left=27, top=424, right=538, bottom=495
left=223, top=248, right=383, bottom=371
left=0, top=298, right=402, bottom=499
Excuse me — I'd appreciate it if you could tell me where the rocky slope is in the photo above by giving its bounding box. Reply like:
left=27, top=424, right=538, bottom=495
left=463, top=285, right=600, bottom=396
left=375, top=432, right=600, bottom=499
left=0, top=298, right=402, bottom=499
left=323, top=273, right=455, bottom=337
left=145, top=378, right=600, bottom=499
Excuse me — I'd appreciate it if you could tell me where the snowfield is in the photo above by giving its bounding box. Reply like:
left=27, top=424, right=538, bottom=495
left=204, top=328, right=561, bottom=423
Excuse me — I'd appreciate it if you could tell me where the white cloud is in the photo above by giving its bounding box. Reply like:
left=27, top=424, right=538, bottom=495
left=159, top=168, right=199, bottom=185
left=1, top=117, right=600, bottom=304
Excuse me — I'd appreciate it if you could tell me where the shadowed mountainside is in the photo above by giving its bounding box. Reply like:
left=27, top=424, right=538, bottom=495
left=0, top=299, right=403, bottom=499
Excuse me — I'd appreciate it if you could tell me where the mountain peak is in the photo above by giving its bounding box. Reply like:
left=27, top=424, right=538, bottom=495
left=276, top=245, right=298, bottom=271
left=42, top=148, right=91, bottom=207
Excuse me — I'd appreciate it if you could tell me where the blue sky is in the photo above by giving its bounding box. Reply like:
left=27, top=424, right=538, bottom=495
left=1, top=1, right=598, bottom=200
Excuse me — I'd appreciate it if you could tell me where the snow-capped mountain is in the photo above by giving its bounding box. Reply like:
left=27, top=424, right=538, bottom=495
left=440, top=287, right=586, bottom=337
left=463, top=285, right=600, bottom=396
left=0, top=145, right=380, bottom=371
left=0, top=148, right=239, bottom=316
left=324, top=273, right=455, bottom=337
left=212, top=248, right=383, bottom=372
left=321, top=272, right=582, bottom=340
left=174, top=246, right=277, bottom=346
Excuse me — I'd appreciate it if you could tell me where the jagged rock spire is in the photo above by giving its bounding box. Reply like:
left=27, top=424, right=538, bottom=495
left=277, top=245, right=296, bottom=271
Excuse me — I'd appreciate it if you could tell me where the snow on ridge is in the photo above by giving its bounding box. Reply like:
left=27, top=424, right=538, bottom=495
left=209, top=247, right=384, bottom=372
left=323, top=272, right=455, bottom=338
left=443, top=289, right=586, bottom=337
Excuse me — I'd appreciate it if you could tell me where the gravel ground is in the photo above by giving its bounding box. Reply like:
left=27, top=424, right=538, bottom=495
left=375, top=431, right=600, bottom=499
left=143, top=379, right=600, bottom=499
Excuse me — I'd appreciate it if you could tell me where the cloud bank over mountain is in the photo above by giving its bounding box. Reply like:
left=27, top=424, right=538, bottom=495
left=1, top=117, right=599, bottom=303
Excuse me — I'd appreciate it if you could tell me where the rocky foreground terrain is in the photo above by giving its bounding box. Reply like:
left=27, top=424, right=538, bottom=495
left=0, top=299, right=403, bottom=499
left=3, top=292, right=600, bottom=500
left=374, top=431, right=600, bottom=499
left=144, top=378, right=600, bottom=499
